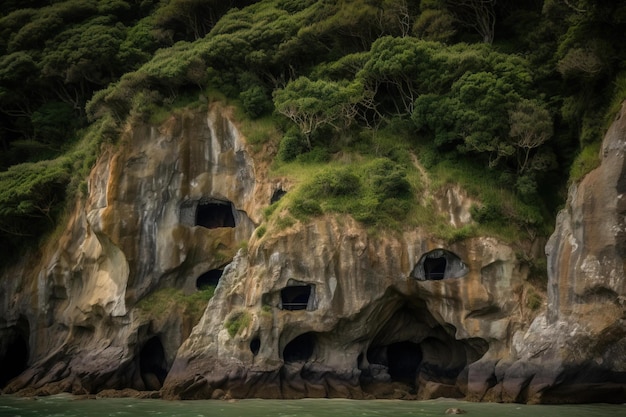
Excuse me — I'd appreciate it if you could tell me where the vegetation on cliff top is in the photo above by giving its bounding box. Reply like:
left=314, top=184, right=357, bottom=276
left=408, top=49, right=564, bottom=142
left=0, top=0, right=625, bottom=267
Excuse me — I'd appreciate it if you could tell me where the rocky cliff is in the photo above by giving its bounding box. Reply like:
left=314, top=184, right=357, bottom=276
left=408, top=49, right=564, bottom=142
left=0, top=102, right=624, bottom=403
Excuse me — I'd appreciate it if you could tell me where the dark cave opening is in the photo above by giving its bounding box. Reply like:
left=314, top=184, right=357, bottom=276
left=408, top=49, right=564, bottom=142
left=196, top=269, right=223, bottom=289
left=424, top=256, right=447, bottom=280
left=195, top=201, right=235, bottom=229
left=283, top=333, right=315, bottom=363
left=250, top=338, right=261, bottom=356
left=139, top=337, right=168, bottom=391
left=281, top=285, right=312, bottom=311
left=0, top=325, right=29, bottom=388
left=366, top=341, right=422, bottom=385
left=412, top=249, right=468, bottom=281
left=270, top=189, right=286, bottom=204
left=388, top=341, right=423, bottom=383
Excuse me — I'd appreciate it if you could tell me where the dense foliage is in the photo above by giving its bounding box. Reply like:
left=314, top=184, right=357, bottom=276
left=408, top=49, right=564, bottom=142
left=0, top=0, right=625, bottom=267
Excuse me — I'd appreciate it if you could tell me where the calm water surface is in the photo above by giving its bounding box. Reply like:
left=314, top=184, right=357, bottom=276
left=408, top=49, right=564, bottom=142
left=0, top=395, right=624, bottom=417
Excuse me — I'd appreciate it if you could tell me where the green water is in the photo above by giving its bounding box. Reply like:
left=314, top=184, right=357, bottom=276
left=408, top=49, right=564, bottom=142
left=0, top=395, right=624, bottom=417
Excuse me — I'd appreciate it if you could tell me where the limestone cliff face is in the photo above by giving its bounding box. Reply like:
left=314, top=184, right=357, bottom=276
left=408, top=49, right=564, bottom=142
left=0, top=104, right=267, bottom=394
left=508, top=103, right=626, bottom=403
left=161, top=216, right=529, bottom=400
left=0, top=102, right=624, bottom=403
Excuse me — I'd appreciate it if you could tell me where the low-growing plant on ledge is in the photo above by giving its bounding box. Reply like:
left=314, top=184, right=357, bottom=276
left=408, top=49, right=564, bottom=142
left=225, top=310, right=252, bottom=337
left=137, top=286, right=215, bottom=322
left=277, top=157, right=416, bottom=231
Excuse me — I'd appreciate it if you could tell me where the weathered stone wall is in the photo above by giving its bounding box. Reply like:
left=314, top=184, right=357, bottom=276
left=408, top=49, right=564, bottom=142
left=0, top=103, right=268, bottom=395
left=504, top=103, right=626, bottom=404
left=1, top=101, right=624, bottom=403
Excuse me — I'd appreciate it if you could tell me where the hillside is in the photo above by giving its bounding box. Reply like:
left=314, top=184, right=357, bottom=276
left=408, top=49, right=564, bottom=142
left=0, top=0, right=624, bottom=267
left=0, top=0, right=625, bottom=403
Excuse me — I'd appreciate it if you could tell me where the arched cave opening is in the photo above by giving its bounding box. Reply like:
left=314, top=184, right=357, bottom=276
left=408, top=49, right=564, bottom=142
left=195, top=200, right=235, bottom=229
left=196, top=269, right=223, bottom=289
left=0, top=322, right=29, bottom=388
left=363, top=303, right=488, bottom=392
left=270, top=188, right=286, bottom=204
left=139, top=337, right=169, bottom=391
left=283, top=332, right=315, bottom=363
left=250, top=337, right=261, bottom=356
left=281, top=285, right=312, bottom=311
left=412, top=249, right=468, bottom=281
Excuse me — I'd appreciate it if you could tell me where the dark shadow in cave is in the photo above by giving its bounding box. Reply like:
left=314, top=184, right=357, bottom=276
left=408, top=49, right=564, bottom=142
left=412, top=249, right=468, bottom=281
left=281, top=285, right=312, bottom=311
left=139, top=336, right=169, bottom=390
left=196, top=200, right=235, bottom=229
left=283, top=332, right=315, bottom=363
left=250, top=337, right=261, bottom=356
left=0, top=318, right=29, bottom=388
left=196, top=269, right=223, bottom=289
left=271, top=189, right=286, bottom=204
left=424, top=257, right=447, bottom=280
left=388, top=341, right=423, bottom=383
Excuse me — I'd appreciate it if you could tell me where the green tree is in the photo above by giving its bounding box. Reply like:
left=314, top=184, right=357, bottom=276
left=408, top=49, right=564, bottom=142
left=509, top=99, right=553, bottom=173
left=273, top=77, right=363, bottom=148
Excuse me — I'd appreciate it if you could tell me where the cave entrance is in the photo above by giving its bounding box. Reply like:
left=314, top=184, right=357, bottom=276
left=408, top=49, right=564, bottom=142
left=281, top=285, right=312, bottom=311
left=270, top=188, right=286, bottom=204
left=250, top=337, right=261, bottom=356
left=283, top=333, right=315, bottom=363
left=195, top=200, right=235, bottom=229
left=366, top=341, right=422, bottom=385
left=424, top=257, right=447, bottom=280
left=0, top=321, right=29, bottom=388
left=196, top=269, right=223, bottom=289
left=411, top=249, right=468, bottom=281
left=388, top=341, right=422, bottom=383
left=362, top=303, right=488, bottom=395
left=139, top=337, right=168, bottom=391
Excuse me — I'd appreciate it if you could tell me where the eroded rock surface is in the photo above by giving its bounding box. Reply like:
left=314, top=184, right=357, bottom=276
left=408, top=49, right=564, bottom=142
left=1, top=102, right=624, bottom=403
left=160, top=214, right=531, bottom=400
left=0, top=104, right=265, bottom=395
left=501, top=103, right=626, bottom=404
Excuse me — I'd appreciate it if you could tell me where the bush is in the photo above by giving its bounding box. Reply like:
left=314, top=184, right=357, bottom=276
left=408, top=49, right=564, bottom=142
left=367, top=158, right=411, bottom=199
left=470, top=203, right=502, bottom=224
left=277, top=129, right=306, bottom=162
left=295, top=146, right=331, bottom=163
left=311, top=168, right=361, bottom=197
left=225, top=310, right=251, bottom=337
left=569, top=141, right=601, bottom=183
left=240, top=85, right=272, bottom=119
left=290, top=197, right=322, bottom=218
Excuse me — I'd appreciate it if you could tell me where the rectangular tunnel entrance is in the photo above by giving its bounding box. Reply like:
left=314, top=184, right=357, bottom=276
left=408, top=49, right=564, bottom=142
left=280, top=285, right=312, bottom=311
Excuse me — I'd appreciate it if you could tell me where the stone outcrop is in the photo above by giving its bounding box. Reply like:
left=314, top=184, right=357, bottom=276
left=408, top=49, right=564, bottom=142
left=161, top=216, right=528, bottom=400
left=498, top=103, right=626, bottom=404
left=0, top=101, right=624, bottom=403
left=0, top=103, right=267, bottom=395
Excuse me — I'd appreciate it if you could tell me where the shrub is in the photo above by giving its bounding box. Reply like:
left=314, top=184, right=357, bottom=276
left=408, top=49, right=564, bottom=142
left=526, top=288, right=542, bottom=311
left=569, top=141, right=601, bottom=183
left=311, top=168, right=361, bottom=197
left=225, top=310, right=251, bottom=337
left=277, top=129, right=306, bottom=162
left=290, top=197, right=322, bottom=218
left=240, top=85, right=272, bottom=118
